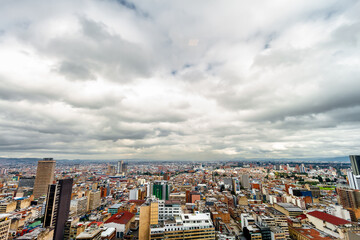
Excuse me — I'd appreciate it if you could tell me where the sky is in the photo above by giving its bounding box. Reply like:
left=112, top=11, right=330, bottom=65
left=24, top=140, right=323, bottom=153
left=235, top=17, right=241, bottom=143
left=1, top=0, right=360, bottom=161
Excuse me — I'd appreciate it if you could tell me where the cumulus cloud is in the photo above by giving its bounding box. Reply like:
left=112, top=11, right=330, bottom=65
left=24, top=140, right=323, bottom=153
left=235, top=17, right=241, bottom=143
left=0, top=0, right=360, bottom=160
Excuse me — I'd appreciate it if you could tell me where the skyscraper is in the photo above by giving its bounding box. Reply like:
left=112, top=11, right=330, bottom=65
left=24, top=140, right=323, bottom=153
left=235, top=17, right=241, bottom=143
left=116, top=160, right=128, bottom=175
left=117, top=161, right=122, bottom=174
left=241, top=174, right=250, bottom=189
left=44, top=178, right=73, bottom=240
left=350, top=155, right=360, bottom=175
left=33, top=158, right=56, bottom=199
left=152, top=181, right=170, bottom=200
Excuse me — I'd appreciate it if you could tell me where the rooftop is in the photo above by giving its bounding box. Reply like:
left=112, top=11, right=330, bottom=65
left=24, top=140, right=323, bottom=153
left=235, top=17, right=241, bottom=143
left=105, top=211, right=135, bottom=225
left=276, top=203, right=303, bottom=212
left=307, top=211, right=351, bottom=226
left=101, top=227, right=116, bottom=237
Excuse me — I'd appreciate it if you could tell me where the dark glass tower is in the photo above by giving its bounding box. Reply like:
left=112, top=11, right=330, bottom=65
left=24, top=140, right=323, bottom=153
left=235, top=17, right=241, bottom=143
left=350, top=155, right=360, bottom=175
left=43, top=178, right=73, bottom=240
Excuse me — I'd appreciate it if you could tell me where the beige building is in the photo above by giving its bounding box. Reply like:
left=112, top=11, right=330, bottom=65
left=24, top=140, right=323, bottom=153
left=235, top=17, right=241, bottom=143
left=71, top=197, right=88, bottom=216
left=139, top=202, right=159, bottom=240
left=33, top=159, right=56, bottom=199
left=16, top=198, right=31, bottom=210
left=0, top=201, right=17, bottom=213
left=0, top=214, right=11, bottom=240
left=88, top=191, right=101, bottom=211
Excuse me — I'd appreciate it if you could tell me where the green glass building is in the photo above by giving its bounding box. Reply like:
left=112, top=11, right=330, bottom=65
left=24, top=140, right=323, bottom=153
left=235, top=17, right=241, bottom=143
left=152, top=181, right=170, bottom=200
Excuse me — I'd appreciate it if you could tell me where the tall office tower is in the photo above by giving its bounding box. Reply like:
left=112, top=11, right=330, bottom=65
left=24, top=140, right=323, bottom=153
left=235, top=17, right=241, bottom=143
left=139, top=201, right=159, bottom=240
left=232, top=178, right=241, bottom=194
left=152, top=181, right=170, bottom=200
left=117, top=160, right=124, bottom=174
left=33, top=158, right=56, bottom=199
left=122, top=162, right=128, bottom=173
left=44, top=178, right=73, bottom=240
left=300, top=164, right=306, bottom=173
left=241, top=174, right=250, bottom=189
left=350, top=155, right=360, bottom=175
left=347, top=170, right=360, bottom=190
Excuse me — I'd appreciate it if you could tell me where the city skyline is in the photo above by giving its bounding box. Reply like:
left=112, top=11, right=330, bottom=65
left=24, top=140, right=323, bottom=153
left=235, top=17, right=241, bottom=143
left=1, top=0, right=360, bottom=161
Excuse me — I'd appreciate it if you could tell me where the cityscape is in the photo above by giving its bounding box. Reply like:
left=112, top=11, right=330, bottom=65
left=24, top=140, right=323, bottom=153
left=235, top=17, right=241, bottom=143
left=0, top=157, right=359, bottom=239
left=1, top=0, right=360, bottom=240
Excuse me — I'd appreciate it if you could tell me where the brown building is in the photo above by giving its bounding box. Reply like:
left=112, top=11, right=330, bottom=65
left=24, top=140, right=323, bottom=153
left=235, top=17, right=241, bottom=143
left=33, top=158, right=56, bottom=199
left=337, top=188, right=360, bottom=221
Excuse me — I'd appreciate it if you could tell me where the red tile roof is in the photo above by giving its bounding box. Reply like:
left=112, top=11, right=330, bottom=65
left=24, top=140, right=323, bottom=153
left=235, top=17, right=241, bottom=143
left=105, top=211, right=135, bottom=225
left=307, top=211, right=351, bottom=226
left=296, top=214, right=307, bottom=220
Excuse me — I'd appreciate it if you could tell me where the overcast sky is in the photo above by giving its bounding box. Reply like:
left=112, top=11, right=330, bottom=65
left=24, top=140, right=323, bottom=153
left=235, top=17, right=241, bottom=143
left=1, top=0, right=360, bottom=161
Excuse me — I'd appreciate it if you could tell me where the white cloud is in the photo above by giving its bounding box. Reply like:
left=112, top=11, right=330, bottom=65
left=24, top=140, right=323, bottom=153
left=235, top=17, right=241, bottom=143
left=0, top=0, right=360, bottom=160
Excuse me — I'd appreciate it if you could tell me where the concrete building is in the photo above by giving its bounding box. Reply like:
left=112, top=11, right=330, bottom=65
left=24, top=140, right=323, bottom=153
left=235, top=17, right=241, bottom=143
left=0, top=201, right=16, bottom=213
left=150, top=212, right=215, bottom=240
left=241, top=174, right=250, bottom=189
left=33, top=158, right=56, bottom=199
left=0, top=214, right=11, bottom=240
left=348, top=170, right=360, bottom=190
left=88, top=190, right=101, bottom=211
left=76, top=224, right=102, bottom=240
left=306, top=210, right=354, bottom=239
left=139, top=201, right=159, bottom=240
left=71, top=197, right=88, bottom=216
left=104, top=211, right=135, bottom=239
left=350, top=155, right=360, bottom=175
left=44, top=178, right=73, bottom=240
left=100, top=227, right=116, bottom=240
left=274, top=203, right=303, bottom=217
left=18, top=176, right=35, bottom=188
left=129, top=188, right=140, bottom=200
left=158, top=200, right=181, bottom=221
left=151, top=181, right=170, bottom=200
left=266, top=207, right=289, bottom=238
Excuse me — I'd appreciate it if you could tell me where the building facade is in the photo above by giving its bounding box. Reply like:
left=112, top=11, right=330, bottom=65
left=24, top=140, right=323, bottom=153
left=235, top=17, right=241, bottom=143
left=33, top=158, right=56, bottom=199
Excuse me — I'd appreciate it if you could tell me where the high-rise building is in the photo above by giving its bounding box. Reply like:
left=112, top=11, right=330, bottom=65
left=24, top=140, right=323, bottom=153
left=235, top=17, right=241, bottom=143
left=33, top=158, right=56, bottom=199
left=232, top=178, right=241, bottom=194
left=350, top=155, right=360, bottom=175
left=116, top=160, right=128, bottom=175
left=44, top=178, right=73, bottom=240
left=241, top=174, right=250, bottom=189
left=88, top=190, right=101, bottom=211
left=117, top=161, right=122, bottom=174
left=139, top=201, right=159, bottom=240
left=300, top=164, right=306, bottom=173
left=152, top=181, right=170, bottom=200
left=347, top=170, right=360, bottom=190
left=337, top=187, right=360, bottom=221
